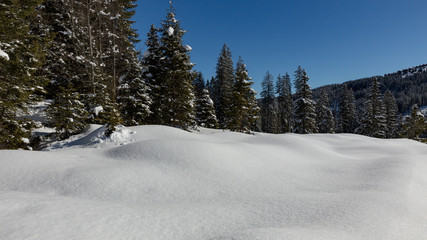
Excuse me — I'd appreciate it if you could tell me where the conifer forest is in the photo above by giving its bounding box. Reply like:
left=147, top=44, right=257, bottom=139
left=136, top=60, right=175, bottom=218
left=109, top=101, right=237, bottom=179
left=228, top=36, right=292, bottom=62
left=0, top=0, right=426, bottom=150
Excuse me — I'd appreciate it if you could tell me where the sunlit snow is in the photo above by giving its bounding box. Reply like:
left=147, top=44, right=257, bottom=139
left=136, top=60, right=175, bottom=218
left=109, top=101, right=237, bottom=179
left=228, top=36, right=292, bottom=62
left=0, top=125, right=426, bottom=240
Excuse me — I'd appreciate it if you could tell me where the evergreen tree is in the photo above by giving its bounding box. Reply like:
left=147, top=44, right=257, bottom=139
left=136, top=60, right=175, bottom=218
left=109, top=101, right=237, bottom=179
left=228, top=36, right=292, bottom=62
left=213, top=44, right=235, bottom=128
left=193, top=72, right=217, bottom=128
left=338, top=85, right=357, bottom=133
left=0, top=0, right=46, bottom=149
left=316, top=91, right=335, bottom=133
left=357, top=77, right=386, bottom=138
left=142, top=24, right=163, bottom=124
left=158, top=3, right=195, bottom=129
left=293, top=66, right=317, bottom=134
left=383, top=90, right=398, bottom=138
left=261, top=71, right=277, bottom=133
left=400, top=104, right=426, bottom=139
left=228, top=57, right=259, bottom=133
left=276, top=73, right=293, bottom=133
left=46, top=84, right=88, bottom=140
left=118, top=51, right=151, bottom=126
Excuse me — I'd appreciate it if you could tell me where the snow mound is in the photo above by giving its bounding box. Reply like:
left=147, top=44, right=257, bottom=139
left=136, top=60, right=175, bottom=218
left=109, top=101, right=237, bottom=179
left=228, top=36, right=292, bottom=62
left=45, top=125, right=132, bottom=150
left=1, top=125, right=427, bottom=240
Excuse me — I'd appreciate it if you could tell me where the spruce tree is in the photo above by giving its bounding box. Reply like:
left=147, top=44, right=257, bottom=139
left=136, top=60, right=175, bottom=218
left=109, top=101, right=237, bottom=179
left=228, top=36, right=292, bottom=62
left=316, top=91, right=335, bottom=133
left=158, top=3, right=195, bottom=129
left=193, top=72, right=217, bottom=128
left=46, top=84, right=88, bottom=140
left=293, top=66, right=317, bottom=134
left=0, top=0, right=46, bottom=149
left=261, top=71, right=277, bottom=133
left=383, top=90, right=398, bottom=138
left=213, top=44, right=235, bottom=128
left=143, top=24, right=163, bottom=124
left=338, top=85, right=357, bottom=133
left=228, top=57, right=259, bottom=133
left=118, top=51, right=151, bottom=126
left=276, top=73, right=293, bottom=133
left=400, top=104, right=426, bottom=139
left=357, top=77, right=386, bottom=138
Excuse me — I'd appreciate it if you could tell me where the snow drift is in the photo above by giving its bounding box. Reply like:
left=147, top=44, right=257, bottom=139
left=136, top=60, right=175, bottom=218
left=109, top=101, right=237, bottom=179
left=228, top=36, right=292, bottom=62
left=0, top=125, right=426, bottom=240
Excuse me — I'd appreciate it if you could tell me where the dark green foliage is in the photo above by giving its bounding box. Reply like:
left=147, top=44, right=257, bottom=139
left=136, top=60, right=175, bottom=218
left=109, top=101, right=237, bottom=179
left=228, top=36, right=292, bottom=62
left=0, top=0, right=46, bottom=149
left=158, top=4, right=195, bottom=129
left=228, top=57, right=259, bottom=133
left=213, top=44, right=235, bottom=128
left=118, top=51, right=151, bottom=126
left=338, top=85, right=357, bottom=133
left=261, top=71, right=277, bottom=133
left=193, top=72, right=217, bottom=128
left=293, top=67, right=317, bottom=134
left=400, top=104, right=426, bottom=139
left=316, top=91, right=335, bottom=133
left=276, top=73, right=293, bottom=133
left=383, top=90, right=399, bottom=138
left=46, top=85, right=88, bottom=140
left=357, top=78, right=387, bottom=138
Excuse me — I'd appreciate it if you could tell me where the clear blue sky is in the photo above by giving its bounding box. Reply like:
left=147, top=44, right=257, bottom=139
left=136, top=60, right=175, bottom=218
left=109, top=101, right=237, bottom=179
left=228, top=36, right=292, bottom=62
left=133, top=0, right=427, bottom=94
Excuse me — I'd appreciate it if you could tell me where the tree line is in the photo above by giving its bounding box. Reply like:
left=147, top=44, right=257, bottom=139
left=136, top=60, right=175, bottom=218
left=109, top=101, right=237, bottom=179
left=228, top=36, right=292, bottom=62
left=0, top=1, right=425, bottom=150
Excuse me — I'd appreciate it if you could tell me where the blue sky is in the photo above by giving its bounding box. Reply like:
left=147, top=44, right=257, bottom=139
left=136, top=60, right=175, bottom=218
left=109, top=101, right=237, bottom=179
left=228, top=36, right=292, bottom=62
left=133, top=0, right=427, bottom=94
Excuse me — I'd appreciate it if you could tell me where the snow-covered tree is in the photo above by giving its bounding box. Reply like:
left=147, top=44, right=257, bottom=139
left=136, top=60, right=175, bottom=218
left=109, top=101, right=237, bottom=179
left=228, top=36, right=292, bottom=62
left=400, top=104, right=426, bottom=139
left=383, top=90, right=398, bottom=138
left=193, top=72, right=217, bottom=128
left=338, top=85, right=357, bottom=133
left=276, top=73, right=293, bottom=133
left=158, top=3, right=195, bottom=129
left=293, top=66, right=317, bottom=134
left=213, top=44, right=235, bottom=128
left=47, top=84, right=88, bottom=140
left=357, top=77, right=386, bottom=138
left=316, top=91, right=335, bottom=133
left=142, top=24, right=164, bottom=124
left=228, top=57, right=259, bottom=133
left=261, top=71, right=277, bottom=133
left=0, top=0, right=46, bottom=149
left=118, top=51, right=151, bottom=126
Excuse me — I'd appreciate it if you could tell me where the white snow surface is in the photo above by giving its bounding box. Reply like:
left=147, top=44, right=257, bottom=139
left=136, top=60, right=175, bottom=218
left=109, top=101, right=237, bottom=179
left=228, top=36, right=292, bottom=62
left=1, top=125, right=427, bottom=240
left=0, top=48, right=9, bottom=60
left=184, top=44, right=192, bottom=51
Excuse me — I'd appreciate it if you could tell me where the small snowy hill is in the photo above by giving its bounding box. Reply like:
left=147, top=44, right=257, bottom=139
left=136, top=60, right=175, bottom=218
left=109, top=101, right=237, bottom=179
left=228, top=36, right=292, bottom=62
left=0, top=125, right=427, bottom=240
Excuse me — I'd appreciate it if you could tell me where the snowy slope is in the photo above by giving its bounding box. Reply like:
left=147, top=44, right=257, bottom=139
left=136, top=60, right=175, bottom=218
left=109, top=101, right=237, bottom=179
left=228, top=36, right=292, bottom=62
left=0, top=125, right=426, bottom=240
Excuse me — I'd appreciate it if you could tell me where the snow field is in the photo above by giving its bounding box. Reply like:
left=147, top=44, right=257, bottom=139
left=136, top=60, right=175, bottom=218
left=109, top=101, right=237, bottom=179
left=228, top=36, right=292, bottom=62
left=0, top=125, right=426, bottom=240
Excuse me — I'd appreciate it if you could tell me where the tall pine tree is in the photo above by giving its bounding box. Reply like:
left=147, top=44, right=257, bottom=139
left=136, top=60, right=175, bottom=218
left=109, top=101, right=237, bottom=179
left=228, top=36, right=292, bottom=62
left=261, top=71, right=277, bottom=133
left=158, top=2, right=195, bottom=129
left=276, top=73, right=293, bottom=133
left=316, top=91, right=335, bottom=133
left=293, top=66, right=317, bottom=134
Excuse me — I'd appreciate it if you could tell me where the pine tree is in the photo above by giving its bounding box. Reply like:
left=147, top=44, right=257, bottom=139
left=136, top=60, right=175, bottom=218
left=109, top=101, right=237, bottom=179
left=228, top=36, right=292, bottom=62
left=46, top=84, right=88, bottom=140
left=261, top=71, right=277, bottom=133
left=228, top=57, right=259, bottom=133
left=276, top=73, right=293, bottom=133
left=118, top=51, right=151, bottom=126
left=142, top=24, right=163, bottom=124
left=0, top=0, right=46, bottom=149
left=193, top=72, right=217, bottom=128
left=383, top=90, right=398, bottom=138
left=158, top=3, right=195, bottom=129
left=357, top=77, right=386, bottom=138
left=293, top=66, right=317, bottom=134
left=316, top=91, right=335, bottom=133
left=400, top=104, right=426, bottom=139
left=338, top=85, right=357, bottom=133
left=213, top=44, right=235, bottom=128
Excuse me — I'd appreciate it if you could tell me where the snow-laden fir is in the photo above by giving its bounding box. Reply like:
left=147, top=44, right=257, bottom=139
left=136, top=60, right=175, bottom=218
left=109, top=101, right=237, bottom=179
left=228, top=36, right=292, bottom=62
left=0, top=125, right=427, bottom=240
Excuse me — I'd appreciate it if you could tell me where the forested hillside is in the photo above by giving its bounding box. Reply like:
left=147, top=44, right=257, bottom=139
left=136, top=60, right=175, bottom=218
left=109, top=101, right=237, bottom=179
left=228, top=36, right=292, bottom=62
left=312, top=64, right=427, bottom=115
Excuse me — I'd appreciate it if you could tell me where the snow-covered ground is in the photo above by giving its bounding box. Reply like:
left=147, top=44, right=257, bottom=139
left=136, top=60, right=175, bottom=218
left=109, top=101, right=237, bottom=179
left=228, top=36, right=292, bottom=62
left=0, top=125, right=426, bottom=240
